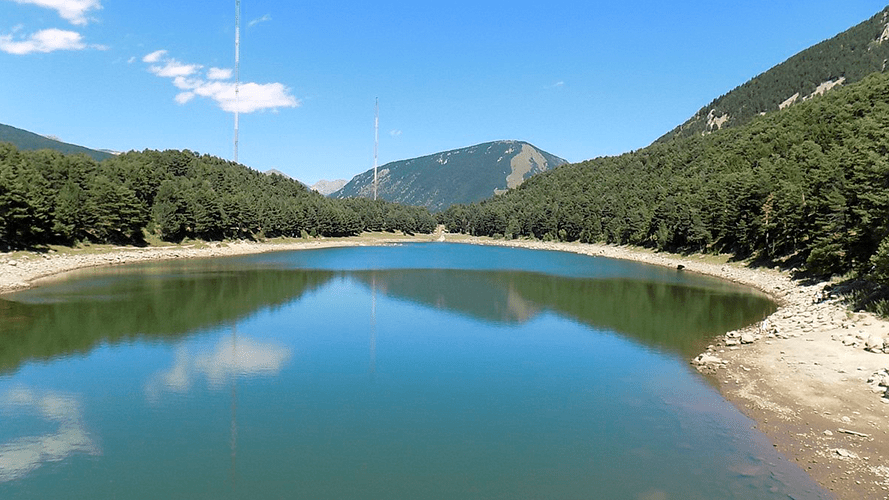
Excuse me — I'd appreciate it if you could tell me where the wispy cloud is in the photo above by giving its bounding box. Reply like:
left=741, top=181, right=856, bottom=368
left=149, top=58, right=202, bottom=78
left=141, top=49, right=166, bottom=63
left=144, top=49, right=300, bottom=113
left=0, top=28, right=100, bottom=54
left=9, top=0, right=102, bottom=26
left=145, top=337, right=292, bottom=401
left=207, top=67, right=233, bottom=80
left=0, top=388, right=99, bottom=482
left=1, top=1, right=104, bottom=55
left=389, top=129, right=402, bottom=137
left=547, top=80, right=565, bottom=89
left=247, top=13, right=271, bottom=28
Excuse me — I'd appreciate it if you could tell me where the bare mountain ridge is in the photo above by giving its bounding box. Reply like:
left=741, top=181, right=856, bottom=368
left=311, top=179, right=347, bottom=196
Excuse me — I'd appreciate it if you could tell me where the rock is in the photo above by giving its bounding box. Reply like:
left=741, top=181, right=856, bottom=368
left=725, top=338, right=741, bottom=347
left=842, top=335, right=858, bottom=346
left=833, top=448, right=859, bottom=459
left=823, top=430, right=833, bottom=436
left=692, top=353, right=727, bottom=373
left=741, top=332, right=757, bottom=344
left=8, top=260, right=17, bottom=266
left=865, top=335, right=885, bottom=352
left=693, top=353, right=725, bottom=366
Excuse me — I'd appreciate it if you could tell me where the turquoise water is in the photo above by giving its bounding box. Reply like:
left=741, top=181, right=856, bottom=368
left=0, top=243, right=828, bottom=499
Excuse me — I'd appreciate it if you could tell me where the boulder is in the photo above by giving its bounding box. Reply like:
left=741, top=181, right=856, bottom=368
left=740, top=332, right=757, bottom=344
left=694, top=354, right=724, bottom=366
left=865, top=335, right=885, bottom=353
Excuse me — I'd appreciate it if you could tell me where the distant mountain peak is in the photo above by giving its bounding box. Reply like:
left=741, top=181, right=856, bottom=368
left=331, top=140, right=567, bottom=211
left=0, top=123, right=112, bottom=162
left=311, top=179, right=347, bottom=195
left=265, top=169, right=292, bottom=179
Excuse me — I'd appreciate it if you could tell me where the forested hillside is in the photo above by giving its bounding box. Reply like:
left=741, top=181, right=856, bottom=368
left=660, top=6, right=889, bottom=141
left=0, top=123, right=112, bottom=162
left=440, top=72, right=889, bottom=301
left=332, top=140, right=567, bottom=211
left=0, top=146, right=435, bottom=250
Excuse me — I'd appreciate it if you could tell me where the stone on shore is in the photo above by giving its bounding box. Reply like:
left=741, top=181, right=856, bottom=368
left=865, top=334, right=885, bottom=353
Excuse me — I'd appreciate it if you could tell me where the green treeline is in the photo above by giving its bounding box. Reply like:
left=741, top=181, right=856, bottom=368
left=440, top=72, right=889, bottom=292
left=0, top=147, right=435, bottom=249
left=0, top=268, right=335, bottom=374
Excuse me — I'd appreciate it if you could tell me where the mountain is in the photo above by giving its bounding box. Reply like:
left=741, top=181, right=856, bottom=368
left=264, top=168, right=293, bottom=179
left=441, top=70, right=889, bottom=299
left=0, top=123, right=112, bottom=162
left=659, top=5, right=889, bottom=142
left=331, top=140, right=567, bottom=211
left=311, top=179, right=347, bottom=195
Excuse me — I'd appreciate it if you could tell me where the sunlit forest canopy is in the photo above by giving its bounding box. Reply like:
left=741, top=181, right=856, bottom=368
left=0, top=147, right=435, bottom=249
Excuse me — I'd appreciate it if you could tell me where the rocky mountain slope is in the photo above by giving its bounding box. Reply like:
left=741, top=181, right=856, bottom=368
left=331, top=140, right=567, bottom=211
left=659, top=5, right=889, bottom=142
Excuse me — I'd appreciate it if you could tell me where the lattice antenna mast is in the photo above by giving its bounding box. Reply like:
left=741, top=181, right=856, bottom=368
left=233, top=0, right=241, bottom=163
left=373, top=98, right=379, bottom=201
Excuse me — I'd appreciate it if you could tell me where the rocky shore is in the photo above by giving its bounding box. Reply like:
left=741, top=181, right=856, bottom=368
left=2, top=233, right=888, bottom=498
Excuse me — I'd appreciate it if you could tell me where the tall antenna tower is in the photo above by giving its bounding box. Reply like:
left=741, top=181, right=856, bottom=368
left=233, top=0, right=241, bottom=163
left=373, top=98, right=379, bottom=201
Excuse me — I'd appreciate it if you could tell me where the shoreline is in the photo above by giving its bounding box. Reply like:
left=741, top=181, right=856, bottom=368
left=2, top=233, right=888, bottom=498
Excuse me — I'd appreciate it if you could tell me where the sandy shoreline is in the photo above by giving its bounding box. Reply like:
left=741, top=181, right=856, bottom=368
left=2, top=233, right=888, bottom=498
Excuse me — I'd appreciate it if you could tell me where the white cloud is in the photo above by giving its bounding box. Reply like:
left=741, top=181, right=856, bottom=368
left=144, top=50, right=299, bottom=113
left=547, top=80, right=565, bottom=89
left=171, top=75, right=202, bottom=90
left=389, top=129, right=402, bottom=137
left=0, top=28, right=91, bottom=54
left=207, top=67, right=233, bottom=80
left=195, top=337, right=291, bottom=387
left=0, top=388, right=99, bottom=483
left=149, top=59, right=202, bottom=78
left=142, top=49, right=166, bottom=63
left=247, top=13, right=271, bottom=28
left=145, top=337, right=292, bottom=401
left=174, top=92, right=195, bottom=104
left=9, top=0, right=102, bottom=26
left=197, top=81, right=299, bottom=113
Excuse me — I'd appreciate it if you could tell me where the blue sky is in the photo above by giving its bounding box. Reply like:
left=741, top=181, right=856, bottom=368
left=1, top=1, right=888, bottom=185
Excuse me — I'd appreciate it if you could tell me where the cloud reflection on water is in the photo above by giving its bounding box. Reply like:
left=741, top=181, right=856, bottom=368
left=146, top=335, right=291, bottom=401
left=0, top=388, right=99, bottom=482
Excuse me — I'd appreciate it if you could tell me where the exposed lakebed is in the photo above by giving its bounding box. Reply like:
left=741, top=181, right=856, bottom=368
left=0, top=243, right=829, bottom=498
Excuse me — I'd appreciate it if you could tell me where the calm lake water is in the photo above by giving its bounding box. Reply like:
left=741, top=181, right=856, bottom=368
left=0, top=243, right=829, bottom=499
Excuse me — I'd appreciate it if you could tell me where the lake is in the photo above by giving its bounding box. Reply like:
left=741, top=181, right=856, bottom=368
left=0, top=243, right=829, bottom=499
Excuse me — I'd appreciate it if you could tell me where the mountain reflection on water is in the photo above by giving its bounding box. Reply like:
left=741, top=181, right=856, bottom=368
left=0, top=244, right=774, bottom=375
left=349, top=269, right=774, bottom=357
